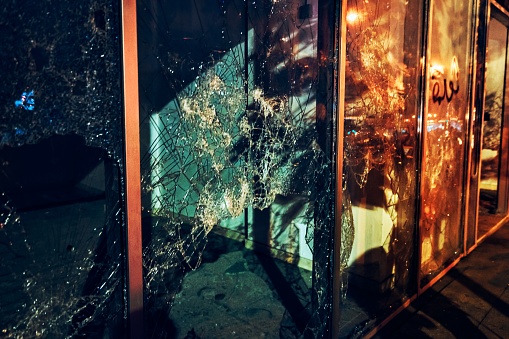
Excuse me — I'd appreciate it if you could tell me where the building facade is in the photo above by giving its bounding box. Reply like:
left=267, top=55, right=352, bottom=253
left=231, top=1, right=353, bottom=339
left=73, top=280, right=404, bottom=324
left=1, top=0, right=508, bottom=337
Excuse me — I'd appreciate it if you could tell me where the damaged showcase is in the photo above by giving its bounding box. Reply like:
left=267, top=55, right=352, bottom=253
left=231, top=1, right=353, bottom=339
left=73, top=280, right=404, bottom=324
left=0, top=0, right=488, bottom=337
left=138, top=0, right=335, bottom=337
left=1, top=1, right=126, bottom=338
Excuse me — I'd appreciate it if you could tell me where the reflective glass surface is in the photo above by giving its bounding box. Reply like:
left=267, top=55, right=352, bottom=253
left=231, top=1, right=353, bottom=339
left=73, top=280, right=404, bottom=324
left=0, top=1, right=126, bottom=337
left=478, top=13, right=509, bottom=237
left=420, top=0, right=473, bottom=286
left=340, top=0, right=423, bottom=335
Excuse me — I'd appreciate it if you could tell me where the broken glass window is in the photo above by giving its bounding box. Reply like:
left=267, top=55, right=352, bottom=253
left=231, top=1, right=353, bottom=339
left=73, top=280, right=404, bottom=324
left=0, top=1, right=125, bottom=337
left=420, top=0, right=472, bottom=286
left=138, top=0, right=334, bottom=337
left=340, top=0, right=423, bottom=335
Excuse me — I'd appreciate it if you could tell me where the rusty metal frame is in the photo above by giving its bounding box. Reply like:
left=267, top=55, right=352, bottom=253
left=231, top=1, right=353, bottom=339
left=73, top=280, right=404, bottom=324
left=121, top=0, right=143, bottom=337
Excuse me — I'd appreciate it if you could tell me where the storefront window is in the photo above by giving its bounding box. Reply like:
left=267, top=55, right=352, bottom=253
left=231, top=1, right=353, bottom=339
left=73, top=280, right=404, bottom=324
left=341, top=0, right=422, bottom=335
left=137, top=0, right=334, bottom=337
left=0, top=1, right=126, bottom=337
left=420, top=0, right=473, bottom=286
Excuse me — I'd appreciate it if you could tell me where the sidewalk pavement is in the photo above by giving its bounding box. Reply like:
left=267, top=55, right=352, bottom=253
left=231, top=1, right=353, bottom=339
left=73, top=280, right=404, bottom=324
left=374, top=223, right=509, bottom=338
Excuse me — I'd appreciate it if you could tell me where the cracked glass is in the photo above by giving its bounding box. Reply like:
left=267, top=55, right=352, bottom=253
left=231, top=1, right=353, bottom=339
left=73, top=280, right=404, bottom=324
left=137, top=0, right=334, bottom=337
left=0, top=1, right=126, bottom=337
left=420, top=0, right=473, bottom=286
left=340, top=0, right=423, bottom=335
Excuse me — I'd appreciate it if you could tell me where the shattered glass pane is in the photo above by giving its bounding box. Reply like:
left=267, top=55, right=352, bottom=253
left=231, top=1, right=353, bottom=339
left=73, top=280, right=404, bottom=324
left=138, top=0, right=333, bottom=337
left=341, top=0, right=422, bottom=335
left=1, top=1, right=125, bottom=337
left=420, top=0, right=472, bottom=286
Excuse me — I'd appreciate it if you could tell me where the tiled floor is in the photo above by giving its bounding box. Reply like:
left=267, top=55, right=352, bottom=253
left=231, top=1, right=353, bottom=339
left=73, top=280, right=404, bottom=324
left=374, top=222, right=509, bottom=338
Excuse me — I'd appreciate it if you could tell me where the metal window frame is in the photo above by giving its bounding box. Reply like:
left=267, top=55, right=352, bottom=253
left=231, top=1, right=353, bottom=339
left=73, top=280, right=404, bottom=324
left=121, top=0, right=143, bottom=338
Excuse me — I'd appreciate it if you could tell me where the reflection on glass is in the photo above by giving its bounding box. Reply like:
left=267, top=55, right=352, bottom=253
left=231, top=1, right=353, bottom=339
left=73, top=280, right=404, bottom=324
left=0, top=0, right=125, bottom=337
left=479, top=16, right=509, bottom=236
left=138, top=0, right=332, bottom=337
left=420, top=0, right=472, bottom=285
left=341, top=0, right=421, bottom=335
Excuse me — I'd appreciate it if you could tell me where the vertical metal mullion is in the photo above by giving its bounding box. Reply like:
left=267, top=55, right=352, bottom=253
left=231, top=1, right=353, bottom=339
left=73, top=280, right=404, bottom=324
left=333, top=0, right=346, bottom=337
left=471, top=0, right=490, bottom=248
left=121, top=0, right=143, bottom=338
left=415, top=0, right=432, bottom=295
left=244, top=0, right=250, bottom=241
left=316, top=0, right=342, bottom=335
left=464, top=0, right=486, bottom=254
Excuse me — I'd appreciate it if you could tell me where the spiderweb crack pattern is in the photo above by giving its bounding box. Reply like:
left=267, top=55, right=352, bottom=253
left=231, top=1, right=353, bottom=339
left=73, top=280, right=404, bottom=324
left=139, top=0, right=335, bottom=336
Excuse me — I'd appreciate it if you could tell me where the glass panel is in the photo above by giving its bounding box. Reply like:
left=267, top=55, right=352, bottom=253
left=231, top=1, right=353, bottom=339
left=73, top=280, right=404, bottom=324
left=498, top=17, right=509, bottom=217
left=138, top=0, right=334, bottom=337
left=466, top=1, right=489, bottom=250
left=0, top=1, right=126, bottom=338
left=420, top=0, right=473, bottom=286
left=340, top=0, right=422, bottom=335
left=479, top=15, right=509, bottom=237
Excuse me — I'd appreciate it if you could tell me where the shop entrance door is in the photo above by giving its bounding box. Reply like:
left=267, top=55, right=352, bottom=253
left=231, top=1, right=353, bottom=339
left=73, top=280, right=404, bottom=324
left=478, top=3, right=509, bottom=239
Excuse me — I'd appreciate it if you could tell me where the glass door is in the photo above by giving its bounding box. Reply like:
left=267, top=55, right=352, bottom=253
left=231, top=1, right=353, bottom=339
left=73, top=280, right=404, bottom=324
left=478, top=4, right=509, bottom=239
